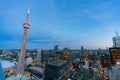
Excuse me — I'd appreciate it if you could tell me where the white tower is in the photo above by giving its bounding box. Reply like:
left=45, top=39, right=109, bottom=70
left=37, top=50, right=41, bottom=61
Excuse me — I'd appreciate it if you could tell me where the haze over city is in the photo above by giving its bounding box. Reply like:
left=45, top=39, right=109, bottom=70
left=1, top=0, right=120, bottom=49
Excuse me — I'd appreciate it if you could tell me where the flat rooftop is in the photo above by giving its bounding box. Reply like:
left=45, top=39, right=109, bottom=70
left=48, top=60, right=68, bottom=67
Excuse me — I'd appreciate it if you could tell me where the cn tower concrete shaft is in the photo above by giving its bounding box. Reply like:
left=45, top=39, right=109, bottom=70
left=17, top=8, right=30, bottom=76
left=17, top=28, right=28, bottom=75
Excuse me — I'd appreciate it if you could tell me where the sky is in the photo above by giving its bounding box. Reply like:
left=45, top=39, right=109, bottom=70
left=0, top=0, right=120, bottom=49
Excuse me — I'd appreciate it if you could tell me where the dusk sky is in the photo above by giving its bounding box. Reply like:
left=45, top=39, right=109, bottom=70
left=0, top=0, right=120, bottom=49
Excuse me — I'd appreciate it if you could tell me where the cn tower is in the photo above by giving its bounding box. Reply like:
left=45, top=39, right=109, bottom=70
left=16, top=8, right=30, bottom=76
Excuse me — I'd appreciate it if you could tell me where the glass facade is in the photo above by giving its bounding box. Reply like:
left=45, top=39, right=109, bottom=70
left=0, top=61, right=5, bottom=80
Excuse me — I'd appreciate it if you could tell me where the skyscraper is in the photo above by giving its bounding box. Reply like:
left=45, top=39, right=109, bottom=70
left=113, top=32, right=120, bottom=47
left=16, top=8, right=30, bottom=76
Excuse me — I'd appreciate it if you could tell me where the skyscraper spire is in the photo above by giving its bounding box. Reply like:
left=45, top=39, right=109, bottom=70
left=115, top=31, right=119, bottom=37
left=16, top=8, right=30, bottom=76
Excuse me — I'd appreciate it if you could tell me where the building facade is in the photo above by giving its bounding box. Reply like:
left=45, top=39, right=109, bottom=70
left=45, top=60, right=69, bottom=80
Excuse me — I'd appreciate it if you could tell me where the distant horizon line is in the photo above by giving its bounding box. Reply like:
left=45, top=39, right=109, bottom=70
left=0, top=47, right=111, bottom=50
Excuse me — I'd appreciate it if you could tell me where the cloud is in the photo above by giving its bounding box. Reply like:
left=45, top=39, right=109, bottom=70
left=31, top=38, right=67, bottom=43
left=83, top=1, right=116, bottom=20
left=88, top=2, right=113, bottom=10
left=58, top=39, right=67, bottom=42
left=32, top=39, right=53, bottom=42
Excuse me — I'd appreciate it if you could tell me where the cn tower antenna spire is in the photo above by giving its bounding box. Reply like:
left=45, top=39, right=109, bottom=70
left=26, top=7, right=30, bottom=24
left=27, top=7, right=30, bottom=14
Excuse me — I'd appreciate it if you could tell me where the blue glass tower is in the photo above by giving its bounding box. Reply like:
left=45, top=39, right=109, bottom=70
left=0, top=61, right=5, bottom=80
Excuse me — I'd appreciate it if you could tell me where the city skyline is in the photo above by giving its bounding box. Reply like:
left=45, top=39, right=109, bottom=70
left=0, top=0, right=120, bottom=49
